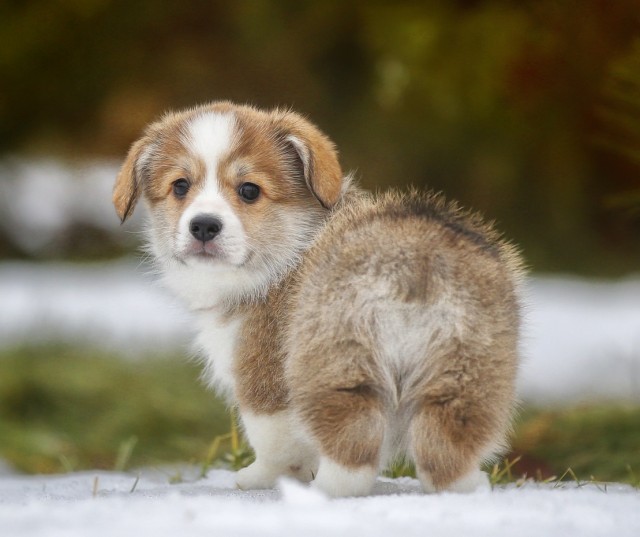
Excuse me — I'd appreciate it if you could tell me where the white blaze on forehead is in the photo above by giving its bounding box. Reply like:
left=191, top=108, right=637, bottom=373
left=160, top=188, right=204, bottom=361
left=174, top=111, right=248, bottom=268
left=185, top=112, right=236, bottom=182
left=183, top=110, right=236, bottom=202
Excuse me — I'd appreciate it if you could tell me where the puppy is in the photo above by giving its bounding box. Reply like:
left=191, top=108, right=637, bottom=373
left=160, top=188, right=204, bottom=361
left=113, top=101, right=524, bottom=497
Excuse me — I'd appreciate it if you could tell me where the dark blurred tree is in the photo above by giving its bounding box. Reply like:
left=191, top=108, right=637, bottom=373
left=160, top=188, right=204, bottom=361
left=345, top=0, right=640, bottom=272
left=0, top=1, right=373, bottom=153
left=0, top=0, right=639, bottom=273
left=598, top=39, right=640, bottom=216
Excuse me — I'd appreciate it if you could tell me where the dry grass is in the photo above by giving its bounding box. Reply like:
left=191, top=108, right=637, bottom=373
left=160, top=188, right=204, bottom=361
left=1, top=344, right=638, bottom=487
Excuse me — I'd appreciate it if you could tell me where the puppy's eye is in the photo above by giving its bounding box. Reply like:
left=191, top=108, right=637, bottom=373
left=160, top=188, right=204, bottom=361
left=172, top=179, right=190, bottom=198
left=238, top=182, right=260, bottom=203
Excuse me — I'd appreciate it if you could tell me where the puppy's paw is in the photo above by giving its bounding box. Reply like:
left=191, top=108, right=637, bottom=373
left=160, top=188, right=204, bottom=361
left=446, top=469, right=491, bottom=493
left=311, top=457, right=377, bottom=498
left=286, top=462, right=317, bottom=483
left=416, top=469, right=437, bottom=494
left=236, top=462, right=278, bottom=490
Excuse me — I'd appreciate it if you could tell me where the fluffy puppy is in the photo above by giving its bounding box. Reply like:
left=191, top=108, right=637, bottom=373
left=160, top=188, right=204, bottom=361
left=113, top=101, right=524, bottom=497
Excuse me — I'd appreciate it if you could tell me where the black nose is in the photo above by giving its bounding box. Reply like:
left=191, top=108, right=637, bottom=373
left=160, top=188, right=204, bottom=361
left=189, top=215, right=223, bottom=243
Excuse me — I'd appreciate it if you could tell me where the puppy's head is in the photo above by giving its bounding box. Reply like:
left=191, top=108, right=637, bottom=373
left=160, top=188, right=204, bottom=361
left=113, top=102, right=343, bottom=303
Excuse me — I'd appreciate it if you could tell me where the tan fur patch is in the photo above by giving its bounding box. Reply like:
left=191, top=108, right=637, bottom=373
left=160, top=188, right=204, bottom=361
left=232, top=282, right=292, bottom=414
left=289, top=339, right=387, bottom=468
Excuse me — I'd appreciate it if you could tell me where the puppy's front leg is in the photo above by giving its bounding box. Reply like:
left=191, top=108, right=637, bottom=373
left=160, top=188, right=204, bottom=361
left=236, top=410, right=318, bottom=490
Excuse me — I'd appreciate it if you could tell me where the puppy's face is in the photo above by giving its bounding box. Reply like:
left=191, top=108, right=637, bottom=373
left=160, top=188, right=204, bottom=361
left=113, top=102, right=343, bottom=304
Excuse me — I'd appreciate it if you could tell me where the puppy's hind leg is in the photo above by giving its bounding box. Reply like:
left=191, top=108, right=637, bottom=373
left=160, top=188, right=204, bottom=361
left=409, top=402, right=492, bottom=494
left=236, top=410, right=318, bottom=490
left=307, top=385, right=384, bottom=498
left=291, top=342, right=386, bottom=498
left=408, top=340, right=516, bottom=494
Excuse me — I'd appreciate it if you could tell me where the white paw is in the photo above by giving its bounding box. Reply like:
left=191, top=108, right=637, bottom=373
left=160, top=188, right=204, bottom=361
left=286, top=462, right=317, bottom=483
left=446, top=469, right=491, bottom=493
left=416, top=469, right=437, bottom=493
left=235, top=462, right=278, bottom=490
left=311, top=457, right=377, bottom=498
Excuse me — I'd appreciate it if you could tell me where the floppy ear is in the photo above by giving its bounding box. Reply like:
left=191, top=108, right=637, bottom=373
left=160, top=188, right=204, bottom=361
left=280, top=116, right=343, bottom=209
left=113, top=137, right=149, bottom=223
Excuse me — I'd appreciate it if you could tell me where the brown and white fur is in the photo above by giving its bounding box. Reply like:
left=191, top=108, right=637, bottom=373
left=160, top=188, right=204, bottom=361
left=113, top=101, right=525, bottom=497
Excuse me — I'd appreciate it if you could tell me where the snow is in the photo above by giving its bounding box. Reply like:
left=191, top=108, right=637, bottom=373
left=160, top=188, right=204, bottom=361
left=0, top=469, right=638, bottom=537
left=0, top=260, right=190, bottom=354
left=0, top=159, right=140, bottom=255
left=520, top=277, right=640, bottom=405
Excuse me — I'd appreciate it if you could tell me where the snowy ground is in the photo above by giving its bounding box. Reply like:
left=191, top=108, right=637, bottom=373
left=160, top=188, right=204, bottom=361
left=0, top=260, right=189, bottom=355
left=1, top=467, right=638, bottom=537
left=0, top=158, right=140, bottom=255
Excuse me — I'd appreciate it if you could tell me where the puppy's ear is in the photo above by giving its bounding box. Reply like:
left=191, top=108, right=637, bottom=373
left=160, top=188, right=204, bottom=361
left=113, top=137, right=149, bottom=223
left=280, top=116, right=343, bottom=209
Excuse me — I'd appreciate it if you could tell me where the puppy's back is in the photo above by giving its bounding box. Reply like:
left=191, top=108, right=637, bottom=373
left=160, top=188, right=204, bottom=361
left=289, top=189, right=524, bottom=382
left=286, top=189, right=524, bottom=491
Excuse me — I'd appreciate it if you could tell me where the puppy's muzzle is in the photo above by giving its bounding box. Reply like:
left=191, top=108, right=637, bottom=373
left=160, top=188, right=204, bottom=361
left=190, top=215, right=223, bottom=243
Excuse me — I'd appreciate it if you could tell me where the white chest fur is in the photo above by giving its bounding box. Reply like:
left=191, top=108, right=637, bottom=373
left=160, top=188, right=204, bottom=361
left=193, top=309, right=243, bottom=401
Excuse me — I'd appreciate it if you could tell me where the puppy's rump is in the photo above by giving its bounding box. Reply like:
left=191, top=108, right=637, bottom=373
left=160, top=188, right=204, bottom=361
left=286, top=189, right=524, bottom=491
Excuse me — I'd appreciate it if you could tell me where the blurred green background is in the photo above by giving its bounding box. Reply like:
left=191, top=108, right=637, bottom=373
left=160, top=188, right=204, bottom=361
left=1, top=0, right=639, bottom=484
left=1, top=0, right=639, bottom=273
